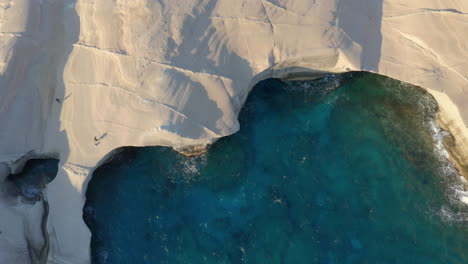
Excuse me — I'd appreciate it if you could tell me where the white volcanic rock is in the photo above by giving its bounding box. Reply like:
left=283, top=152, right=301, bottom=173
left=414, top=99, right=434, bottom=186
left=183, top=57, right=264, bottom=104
left=0, top=0, right=467, bottom=263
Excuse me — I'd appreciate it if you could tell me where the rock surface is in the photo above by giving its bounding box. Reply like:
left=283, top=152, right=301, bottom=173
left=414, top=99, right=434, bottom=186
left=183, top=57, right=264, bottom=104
left=0, top=0, right=467, bottom=263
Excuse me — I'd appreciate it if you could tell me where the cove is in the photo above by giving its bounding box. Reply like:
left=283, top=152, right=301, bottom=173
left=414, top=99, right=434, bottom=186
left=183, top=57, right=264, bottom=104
left=84, top=72, right=468, bottom=264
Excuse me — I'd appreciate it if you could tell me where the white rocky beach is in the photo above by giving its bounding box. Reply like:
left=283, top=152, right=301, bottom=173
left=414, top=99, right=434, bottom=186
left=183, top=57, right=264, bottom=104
left=0, top=0, right=467, bottom=263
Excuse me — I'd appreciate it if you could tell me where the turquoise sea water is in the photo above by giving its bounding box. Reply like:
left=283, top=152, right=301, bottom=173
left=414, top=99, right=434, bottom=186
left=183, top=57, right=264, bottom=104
left=84, top=72, right=468, bottom=264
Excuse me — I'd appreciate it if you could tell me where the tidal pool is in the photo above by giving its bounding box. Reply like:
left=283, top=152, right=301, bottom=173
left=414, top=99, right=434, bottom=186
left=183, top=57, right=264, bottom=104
left=84, top=72, right=468, bottom=264
left=9, top=159, right=59, bottom=200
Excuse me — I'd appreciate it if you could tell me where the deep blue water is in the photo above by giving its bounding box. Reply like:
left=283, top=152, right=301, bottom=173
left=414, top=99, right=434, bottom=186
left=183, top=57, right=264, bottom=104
left=84, top=72, right=468, bottom=264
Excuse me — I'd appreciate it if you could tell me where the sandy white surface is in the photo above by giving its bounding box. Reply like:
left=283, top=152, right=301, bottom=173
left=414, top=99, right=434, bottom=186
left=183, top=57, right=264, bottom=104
left=0, top=0, right=467, bottom=263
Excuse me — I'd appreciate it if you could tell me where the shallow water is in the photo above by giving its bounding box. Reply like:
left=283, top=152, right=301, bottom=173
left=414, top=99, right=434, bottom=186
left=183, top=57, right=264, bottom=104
left=9, top=159, right=58, bottom=200
left=84, top=72, right=468, bottom=264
